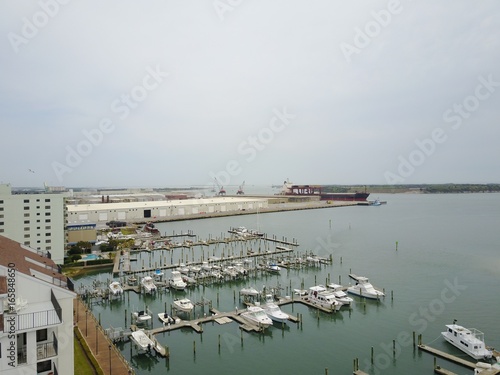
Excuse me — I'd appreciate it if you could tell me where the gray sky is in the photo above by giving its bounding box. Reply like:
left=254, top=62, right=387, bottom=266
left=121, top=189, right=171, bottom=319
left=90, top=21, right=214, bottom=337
left=1, top=1, right=499, bottom=188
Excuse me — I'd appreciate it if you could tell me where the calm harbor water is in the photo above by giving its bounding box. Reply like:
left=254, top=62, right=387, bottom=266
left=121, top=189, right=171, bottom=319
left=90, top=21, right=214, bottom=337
left=75, top=193, right=500, bottom=375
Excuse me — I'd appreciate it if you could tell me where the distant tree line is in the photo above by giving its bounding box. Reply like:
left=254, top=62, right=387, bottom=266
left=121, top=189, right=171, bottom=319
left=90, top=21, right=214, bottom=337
left=322, top=184, right=500, bottom=194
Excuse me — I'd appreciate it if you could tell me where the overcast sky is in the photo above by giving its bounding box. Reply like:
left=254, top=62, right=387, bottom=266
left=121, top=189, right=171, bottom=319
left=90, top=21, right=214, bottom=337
left=1, top=1, right=499, bottom=189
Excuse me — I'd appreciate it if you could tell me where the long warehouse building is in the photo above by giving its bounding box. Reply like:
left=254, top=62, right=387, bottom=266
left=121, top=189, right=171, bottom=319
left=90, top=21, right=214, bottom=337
left=66, top=196, right=268, bottom=224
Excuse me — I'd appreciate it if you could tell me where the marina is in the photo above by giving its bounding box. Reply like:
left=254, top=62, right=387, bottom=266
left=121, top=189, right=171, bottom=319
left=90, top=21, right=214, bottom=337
left=71, top=193, right=500, bottom=375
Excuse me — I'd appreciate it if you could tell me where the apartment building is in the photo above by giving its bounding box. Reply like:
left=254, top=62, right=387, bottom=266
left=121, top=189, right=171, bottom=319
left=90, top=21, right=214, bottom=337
left=0, top=235, right=75, bottom=375
left=0, top=184, right=69, bottom=264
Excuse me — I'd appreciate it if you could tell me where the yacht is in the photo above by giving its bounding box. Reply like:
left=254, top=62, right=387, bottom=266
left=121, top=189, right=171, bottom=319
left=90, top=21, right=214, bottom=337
left=307, top=286, right=342, bottom=311
left=327, top=283, right=354, bottom=306
left=173, top=298, right=194, bottom=312
left=169, top=271, right=187, bottom=290
left=240, top=306, right=273, bottom=329
left=347, top=274, right=385, bottom=300
left=140, top=276, right=157, bottom=294
left=262, top=295, right=289, bottom=323
left=442, top=320, right=493, bottom=360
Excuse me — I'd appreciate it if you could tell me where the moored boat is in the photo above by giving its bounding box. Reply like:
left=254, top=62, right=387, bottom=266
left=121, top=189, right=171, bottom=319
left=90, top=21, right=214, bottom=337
left=327, top=283, right=354, bottom=306
left=240, top=305, right=273, bottom=328
left=130, top=330, right=155, bottom=354
left=307, top=285, right=342, bottom=311
left=173, top=298, right=194, bottom=312
left=347, top=274, right=384, bottom=300
left=442, top=320, right=493, bottom=360
left=262, top=294, right=289, bottom=323
left=169, top=271, right=187, bottom=290
left=109, top=281, right=123, bottom=296
left=141, top=276, right=157, bottom=294
left=158, top=312, right=176, bottom=325
left=132, top=310, right=152, bottom=323
left=240, top=286, right=260, bottom=297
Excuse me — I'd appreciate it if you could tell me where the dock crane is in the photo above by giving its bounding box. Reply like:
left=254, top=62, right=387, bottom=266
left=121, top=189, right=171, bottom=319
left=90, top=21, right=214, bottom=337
left=214, top=178, right=226, bottom=196
left=236, top=181, right=245, bottom=195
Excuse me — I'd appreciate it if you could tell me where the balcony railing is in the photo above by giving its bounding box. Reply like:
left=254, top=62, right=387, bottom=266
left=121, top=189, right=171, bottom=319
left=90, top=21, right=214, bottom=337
left=6, top=308, right=62, bottom=332
left=37, top=341, right=57, bottom=360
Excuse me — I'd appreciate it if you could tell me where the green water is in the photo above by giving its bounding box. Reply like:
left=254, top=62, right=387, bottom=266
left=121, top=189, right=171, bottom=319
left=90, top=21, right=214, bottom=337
left=75, top=193, right=500, bottom=375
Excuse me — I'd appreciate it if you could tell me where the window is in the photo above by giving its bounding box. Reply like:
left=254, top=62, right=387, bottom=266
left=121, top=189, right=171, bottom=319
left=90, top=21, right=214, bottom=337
left=24, top=234, right=30, bottom=238
left=45, top=226, right=51, bottom=229
left=0, top=207, right=3, bottom=211
left=45, top=199, right=50, bottom=202
left=45, top=239, right=51, bottom=243
left=36, top=329, right=48, bottom=342
left=24, top=227, right=29, bottom=231
left=23, top=199, right=29, bottom=203
left=0, top=229, right=3, bottom=233
left=45, top=219, right=51, bottom=223
left=0, top=222, right=4, bottom=226
left=46, top=246, right=51, bottom=250
left=36, top=206, right=40, bottom=209
left=24, top=206, right=29, bottom=210
left=24, top=220, right=29, bottom=224
left=45, top=212, right=51, bottom=216
left=45, top=206, right=50, bottom=209
left=37, top=360, right=52, bottom=372
left=46, top=233, right=51, bottom=237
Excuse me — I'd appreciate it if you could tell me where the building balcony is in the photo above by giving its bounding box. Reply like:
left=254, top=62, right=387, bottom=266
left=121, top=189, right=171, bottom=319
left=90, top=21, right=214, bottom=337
left=37, top=340, right=58, bottom=360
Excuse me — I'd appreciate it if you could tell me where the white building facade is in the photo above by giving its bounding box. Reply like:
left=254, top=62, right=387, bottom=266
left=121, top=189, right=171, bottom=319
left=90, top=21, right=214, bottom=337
left=0, top=235, right=75, bottom=375
left=0, top=184, right=68, bottom=264
left=67, top=196, right=268, bottom=224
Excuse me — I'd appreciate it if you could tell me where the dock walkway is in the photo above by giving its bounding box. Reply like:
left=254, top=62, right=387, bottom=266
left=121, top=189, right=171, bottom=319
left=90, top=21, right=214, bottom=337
left=418, top=344, right=476, bottom=369
left=74, top=297, right=135, bottom=375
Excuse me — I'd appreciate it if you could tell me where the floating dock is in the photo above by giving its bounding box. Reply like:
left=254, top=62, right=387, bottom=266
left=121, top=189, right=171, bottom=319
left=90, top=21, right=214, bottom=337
left=418, top=344, right=476, bottom=369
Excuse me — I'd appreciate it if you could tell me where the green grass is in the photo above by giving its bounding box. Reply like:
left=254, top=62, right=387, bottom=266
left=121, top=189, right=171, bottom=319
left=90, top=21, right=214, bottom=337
left=74, top=328, right=101, bottom=375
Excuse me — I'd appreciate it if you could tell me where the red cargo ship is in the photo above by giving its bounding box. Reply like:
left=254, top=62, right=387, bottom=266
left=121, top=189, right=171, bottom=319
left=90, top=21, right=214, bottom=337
left=278, top=181, right=369, bottom=201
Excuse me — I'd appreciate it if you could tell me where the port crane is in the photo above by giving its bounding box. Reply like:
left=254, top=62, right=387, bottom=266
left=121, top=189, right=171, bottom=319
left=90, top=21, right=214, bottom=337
left=236, top=181, right=245, bottom=195
left=214, top=178, right=226, bottom=196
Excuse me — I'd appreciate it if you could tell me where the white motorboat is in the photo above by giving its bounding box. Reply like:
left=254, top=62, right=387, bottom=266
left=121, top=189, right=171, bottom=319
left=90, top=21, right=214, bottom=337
left=173, top=298, right=194, bottom=312
left=109, top=281, right=123, bottom=296
left=266, top=263, right=281, bottom=273
left=169, top=271, right=187, bottom=290
left=130, top=330, right=155, bottom=354
left=263, top=295, right=289, bottom=323
left=442, top=321, right=493, bottom=360
left=347, top=274, right=385, bottom=300
left=240, top=306, right=273, bottom=329
left=240, top=287, right=260, bottom=297
left=153, top=269, right=164, bottom=280
left=158, top=312, right=176, bottom=325
left=132, top=310, right=152, bottom=323
left=141, top=276, right=157, bottom=294
left=223, top=266, right=239, bottom=279
left=127, top=275, right=137, bottom=285
left=474, top=361, right=500, bottom=375
left=233, top=263, right=248, bottom=276
left=177, top=263, right=190, bottom=274
left=327, top=283, right=354, bottom=306
left=307, top=286, right=342, bottom=311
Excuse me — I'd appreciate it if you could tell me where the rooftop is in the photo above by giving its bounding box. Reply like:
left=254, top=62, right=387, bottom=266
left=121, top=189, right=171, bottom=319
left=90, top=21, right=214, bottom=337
left=0, top=235, right=68, bottom=289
